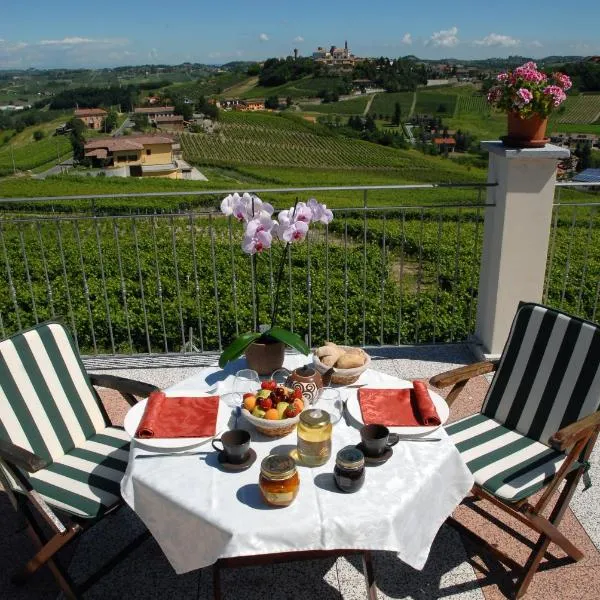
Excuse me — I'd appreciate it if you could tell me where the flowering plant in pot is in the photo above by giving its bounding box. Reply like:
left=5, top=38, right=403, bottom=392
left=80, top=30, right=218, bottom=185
left=486, top=61, right=571, bottom=147
left=218, top=192, right=333, bottom=373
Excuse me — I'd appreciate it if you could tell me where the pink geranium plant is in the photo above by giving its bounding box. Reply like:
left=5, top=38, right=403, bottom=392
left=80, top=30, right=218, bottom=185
left=219, top=193, right=333, bottom=367
left=487, top=61, right=571, bottom=118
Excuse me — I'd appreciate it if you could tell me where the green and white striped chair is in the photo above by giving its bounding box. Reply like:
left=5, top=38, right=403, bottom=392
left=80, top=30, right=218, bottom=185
left=0, top=322, right=157, bottom=599
left=431, top=302, right=600, bottom=599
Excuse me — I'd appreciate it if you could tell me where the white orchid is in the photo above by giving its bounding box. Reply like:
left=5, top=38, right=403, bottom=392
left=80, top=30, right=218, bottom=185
left=307, top=197, right=333, bottom=224
left=221, top=193, right=332, bottom=254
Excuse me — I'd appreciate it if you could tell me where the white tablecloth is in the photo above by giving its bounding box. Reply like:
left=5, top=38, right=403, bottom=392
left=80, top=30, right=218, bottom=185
left=120, top=355, right=474, bottom=574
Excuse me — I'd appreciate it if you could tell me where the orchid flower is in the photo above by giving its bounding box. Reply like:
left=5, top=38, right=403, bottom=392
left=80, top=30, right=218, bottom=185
left=307, top=198, right=333, bottom=224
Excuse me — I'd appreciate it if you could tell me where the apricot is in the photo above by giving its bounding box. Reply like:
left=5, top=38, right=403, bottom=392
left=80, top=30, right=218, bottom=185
left=264, top=408, right=280, bottom=420
left=292, top=398, right=304, bottom=412
left=243, top=395, right=257, bottom=412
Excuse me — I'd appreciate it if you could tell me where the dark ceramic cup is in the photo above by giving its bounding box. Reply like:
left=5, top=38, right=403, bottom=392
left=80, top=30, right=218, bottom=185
left=211, top=429, right=251, bottom=464
left=360, top=424, right=399, bottom=457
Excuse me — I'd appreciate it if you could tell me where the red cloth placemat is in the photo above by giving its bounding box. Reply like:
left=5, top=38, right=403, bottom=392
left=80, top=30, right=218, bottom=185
left=358, top=381, right=441, bottom=427
left=135, top=391, right=219, bottom=439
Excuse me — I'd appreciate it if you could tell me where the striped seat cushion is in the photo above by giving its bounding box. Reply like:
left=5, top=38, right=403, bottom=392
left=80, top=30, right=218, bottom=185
left=24, top=427, right=131, bottom=519
left=0, top=323, right=108, bottom=465
left=482, top=303, right=600, bottom=446
left=446, top=413, right=576, bottom=502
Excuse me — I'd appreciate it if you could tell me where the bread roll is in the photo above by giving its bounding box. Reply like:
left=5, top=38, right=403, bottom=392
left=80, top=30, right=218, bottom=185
left=335, top=352, right=365, bottom=369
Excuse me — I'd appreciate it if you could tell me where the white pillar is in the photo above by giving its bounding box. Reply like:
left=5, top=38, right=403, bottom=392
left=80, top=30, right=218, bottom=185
left=474, top=142, right=570, bottom=356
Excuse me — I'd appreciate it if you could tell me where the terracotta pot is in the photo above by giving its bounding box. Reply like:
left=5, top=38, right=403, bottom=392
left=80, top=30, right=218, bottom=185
left=503, top=112, right=548, bottom=148
left=244, top=340, right=285, bottom=375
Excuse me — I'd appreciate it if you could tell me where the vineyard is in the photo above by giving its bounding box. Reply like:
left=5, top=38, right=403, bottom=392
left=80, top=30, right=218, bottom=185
left=368, top=92, right=414, bottom=118
left=454, top=95, right=490, bottom=118
left=0, top=135, right=71, bottom=176
left=556, top=95, right=600, bottom=124
left=414, top=91, right=458, bottom=116
left=0, top=194, right=597, bottom=356
left=179, top=112, right=484, bottom=177
left=300, top=96, right=369, bottom=115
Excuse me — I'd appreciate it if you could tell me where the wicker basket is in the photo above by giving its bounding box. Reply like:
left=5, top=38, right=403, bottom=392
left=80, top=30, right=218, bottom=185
left=313, top=346, right=371, bottom=385
left=241, top=408, right=301, bottom=437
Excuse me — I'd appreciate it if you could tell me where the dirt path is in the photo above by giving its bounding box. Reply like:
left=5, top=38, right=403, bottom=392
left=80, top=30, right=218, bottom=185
left=223, top=76, right=259, bottom=97
left=364, top=93, right=376, bottom=116
left=408, top=91, right=417, bottom=118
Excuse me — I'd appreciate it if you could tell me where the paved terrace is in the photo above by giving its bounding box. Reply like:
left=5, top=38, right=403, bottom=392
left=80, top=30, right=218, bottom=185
left=1, top=345, right=599, bottom=600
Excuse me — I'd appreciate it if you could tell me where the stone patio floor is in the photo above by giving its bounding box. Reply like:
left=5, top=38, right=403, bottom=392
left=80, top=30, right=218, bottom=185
left=1, top=344, right=598, bottom=599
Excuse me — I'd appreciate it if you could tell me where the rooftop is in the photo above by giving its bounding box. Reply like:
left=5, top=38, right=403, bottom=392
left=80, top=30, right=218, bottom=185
left=74, top=108, right=107, bottom=117
left=1, top=346, right=598, bottom=600
left=134, top=106, right=175, bottom=114
left=84, top=134, right=174, bottom=152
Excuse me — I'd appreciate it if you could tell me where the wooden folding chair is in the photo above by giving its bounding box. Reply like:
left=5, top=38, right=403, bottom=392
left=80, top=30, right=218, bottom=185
left=0, top=322, right=158, bottom=599
left=431, top=302, right=600, bottom=598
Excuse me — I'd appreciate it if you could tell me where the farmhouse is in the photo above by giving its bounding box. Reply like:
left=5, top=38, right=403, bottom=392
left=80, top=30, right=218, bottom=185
left=84, top=134, right=186, bottom=178
left=155, top=114, right=185, bottom=131
left=133, top=106, right=175, bottom=122
left=74, top=108, right=107, bottom=129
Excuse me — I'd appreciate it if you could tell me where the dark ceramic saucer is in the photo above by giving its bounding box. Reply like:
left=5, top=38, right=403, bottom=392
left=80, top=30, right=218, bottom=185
left=356, top=443, right=393, bottom=466
left=218, top=448, right=257, bottom=472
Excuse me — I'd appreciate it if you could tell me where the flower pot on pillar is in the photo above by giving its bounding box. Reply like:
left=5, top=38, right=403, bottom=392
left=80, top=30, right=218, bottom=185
left=503, top=112, right=549, bottom=148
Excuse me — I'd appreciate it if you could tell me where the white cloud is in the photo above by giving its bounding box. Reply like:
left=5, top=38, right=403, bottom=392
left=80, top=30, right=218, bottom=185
left=259, top=33, right=269, bottom=42
left=473, top=33, right=520, bottom=47
left=426, top=26, right=459, bottom=48
left=294, top=36, right=304, bottom=43
left=529, top=40, right=543, bottom=48
left=401, top=33, right=412, bottom=45
left=148, top=47, right=158, bottom=60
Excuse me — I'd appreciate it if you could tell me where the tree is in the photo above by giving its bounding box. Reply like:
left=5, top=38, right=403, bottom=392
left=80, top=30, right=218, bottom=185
left=265, top=95, right=279, bottom=110
left=132, top=113, right=150, bottom=131
left=66, top=117, right=86, bottom=163
left=392, top=102, right=401, bottom=126
left=174, top=102, right=193, bottom=121
left=365, top=114, right=376, bottom=132
left=102, top=110, right=119, bottom=133
left=286, top=96, right=293, bottom=108
left=33, top=130, right=45, bottom=141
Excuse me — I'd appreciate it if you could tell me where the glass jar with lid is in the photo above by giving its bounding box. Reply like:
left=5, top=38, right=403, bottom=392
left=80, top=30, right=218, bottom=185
left=297, top=409, right=332, bottom=466
left=334, top=446, right=365, bottom=493
left=259, top=455, right=299, bottom=507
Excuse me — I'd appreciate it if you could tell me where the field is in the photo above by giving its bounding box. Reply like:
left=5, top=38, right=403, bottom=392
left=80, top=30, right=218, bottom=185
left=414, top=91, right=458, bottom=116
left=299, top=96, right=369, bottom=115
left=556, top=95, right=600, bottom=124
left=0, top=119, right=72, bottom=176
left=239, top=76, right=349, bottom=100
left=179, top=111, right=488, bottom=180
left=368, top=92, right=414, bottom=118
left=454, top=95, right=490, bottom=117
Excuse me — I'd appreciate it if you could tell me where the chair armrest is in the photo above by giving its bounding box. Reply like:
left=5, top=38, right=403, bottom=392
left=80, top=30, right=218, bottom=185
left=89, top=373, right=158, bottom=401
left=429, top=360, right=499, bottom=389
left=0, top=439, right=49, bottom=473
left=549, top=411, right=600, bottom=452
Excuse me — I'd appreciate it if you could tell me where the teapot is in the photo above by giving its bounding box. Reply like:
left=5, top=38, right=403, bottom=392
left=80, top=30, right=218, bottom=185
left=275, top=365, right=333, bottom=405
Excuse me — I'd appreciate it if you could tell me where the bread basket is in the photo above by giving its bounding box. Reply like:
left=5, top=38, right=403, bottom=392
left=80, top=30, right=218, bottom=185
left=241, top=408, right=301, bottom=437
left=312, top=346, right=371, bottom=385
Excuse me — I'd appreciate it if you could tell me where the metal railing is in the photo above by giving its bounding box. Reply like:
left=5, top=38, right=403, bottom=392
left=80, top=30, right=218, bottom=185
left=0, top=184, right=492, bottom=355
left=544, top=182, right=600, bottom=322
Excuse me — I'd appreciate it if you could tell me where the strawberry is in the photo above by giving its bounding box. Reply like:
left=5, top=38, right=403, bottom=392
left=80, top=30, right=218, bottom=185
left=257, top=397, right=273, bottom=411
left=292, top=388, right=303, bottom=400
left=260, top=380, right=277, bottom=391
left=284, top=405, right=300, bottom=418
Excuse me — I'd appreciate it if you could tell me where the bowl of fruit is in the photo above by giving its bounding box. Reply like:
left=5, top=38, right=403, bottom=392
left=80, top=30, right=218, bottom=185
left=241, top=380, right=306, bottom=437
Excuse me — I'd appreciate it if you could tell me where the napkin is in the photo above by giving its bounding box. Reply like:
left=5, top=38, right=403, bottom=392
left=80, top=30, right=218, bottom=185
left=135, top=391, right=219, bottom=439
left=358, top=381, right=441, bottom=427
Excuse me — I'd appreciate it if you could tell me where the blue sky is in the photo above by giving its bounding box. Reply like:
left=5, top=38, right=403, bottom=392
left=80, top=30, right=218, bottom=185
left=1, top=1, right=599, bottom=68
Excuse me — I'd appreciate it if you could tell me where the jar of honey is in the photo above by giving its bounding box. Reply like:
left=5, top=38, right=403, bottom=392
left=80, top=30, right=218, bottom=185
left=259, top=455, right=299, bottom=507
left=297, top=409, right=332, bottom=466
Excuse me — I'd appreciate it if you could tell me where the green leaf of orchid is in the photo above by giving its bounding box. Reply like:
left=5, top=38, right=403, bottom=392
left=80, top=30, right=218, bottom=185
left=264, top=326, right=310, bottom=355
left=218, top=332, right=262, bottom=368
